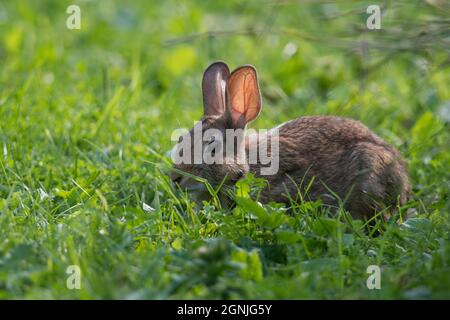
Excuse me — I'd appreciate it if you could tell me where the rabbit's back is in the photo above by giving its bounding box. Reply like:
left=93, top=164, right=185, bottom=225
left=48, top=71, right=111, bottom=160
left=248, top=115, right=411, bottom=218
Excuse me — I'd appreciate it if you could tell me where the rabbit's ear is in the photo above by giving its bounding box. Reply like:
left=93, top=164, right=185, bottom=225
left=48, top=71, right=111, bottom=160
left=226, top=65, right=261, bottom=128
left=202, top=61, right=230, bottom=117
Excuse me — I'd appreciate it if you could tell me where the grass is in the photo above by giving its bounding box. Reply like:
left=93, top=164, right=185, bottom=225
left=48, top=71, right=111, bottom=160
left=0, top=0, right=449, bottom=299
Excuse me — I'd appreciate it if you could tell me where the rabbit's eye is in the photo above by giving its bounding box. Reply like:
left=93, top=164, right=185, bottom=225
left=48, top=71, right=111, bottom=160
left=207, top=136, right=217, bottom=156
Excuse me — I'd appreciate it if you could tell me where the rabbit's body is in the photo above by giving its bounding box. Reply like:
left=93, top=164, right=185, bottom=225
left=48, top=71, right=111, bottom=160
left=170, top=62, right=411, bottom=219
left=246, top=115, right=411, bottom=219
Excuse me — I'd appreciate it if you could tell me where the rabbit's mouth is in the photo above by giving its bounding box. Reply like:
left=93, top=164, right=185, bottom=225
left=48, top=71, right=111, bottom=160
left=185, top=183, right=206, bottom=192
left=171, top=173, right=207, bottom=193
left=180, top=180, right=211, bottom=204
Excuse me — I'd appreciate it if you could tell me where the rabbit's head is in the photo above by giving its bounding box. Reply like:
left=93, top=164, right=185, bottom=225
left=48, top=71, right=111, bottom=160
left=170, top=62, right=261, bottom=197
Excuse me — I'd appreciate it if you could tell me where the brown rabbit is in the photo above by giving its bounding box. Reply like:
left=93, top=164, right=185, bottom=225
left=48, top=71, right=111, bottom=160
left=170, top=61, right=411, bottom=219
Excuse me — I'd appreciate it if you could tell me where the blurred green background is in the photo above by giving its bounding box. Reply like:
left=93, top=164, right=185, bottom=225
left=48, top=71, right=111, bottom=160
left=0, top=0, right=448, bottom=299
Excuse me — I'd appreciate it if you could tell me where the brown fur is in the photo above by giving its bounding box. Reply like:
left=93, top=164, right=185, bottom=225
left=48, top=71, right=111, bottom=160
left=170, top=62, right=411, bottom=219
left=247, top=116, right=411, bottom=219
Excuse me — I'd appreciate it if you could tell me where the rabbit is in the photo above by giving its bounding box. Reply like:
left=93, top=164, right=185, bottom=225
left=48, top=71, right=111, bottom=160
left=170, top=61, right=411, bottom=219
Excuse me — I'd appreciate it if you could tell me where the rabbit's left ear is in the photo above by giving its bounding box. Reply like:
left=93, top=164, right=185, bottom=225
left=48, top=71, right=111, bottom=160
left=226, top=65, right=261, bottom=128
left=202, top=61, right=230, bottom=117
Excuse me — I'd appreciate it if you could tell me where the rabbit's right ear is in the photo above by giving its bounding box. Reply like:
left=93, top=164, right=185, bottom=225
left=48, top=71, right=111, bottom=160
left=202, top=61, right=230, bottom=117
left=226, top=65, right=261, bottom=128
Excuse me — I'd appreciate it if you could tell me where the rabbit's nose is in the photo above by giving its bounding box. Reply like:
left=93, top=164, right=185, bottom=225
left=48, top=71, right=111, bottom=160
left=170, top=171, right=183, bottom=184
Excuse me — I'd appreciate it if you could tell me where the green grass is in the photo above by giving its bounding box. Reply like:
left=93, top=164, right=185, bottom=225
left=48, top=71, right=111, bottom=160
left=0, top=0, right=449, bottom=299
